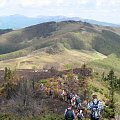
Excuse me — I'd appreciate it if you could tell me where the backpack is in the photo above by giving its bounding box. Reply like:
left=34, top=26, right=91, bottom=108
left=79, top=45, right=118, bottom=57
left=91, top=101, right=100, bottom=119
left=77, top=103, right=82, bottom=110
left=65, top=109, right=74, bottom=120
left=77, top=112, right=83, bottom=120
left=67, top=93, right=70, bottom=99
left=69, top=93, right=73, bottom=99
left=76, top=97, right=81, bottom=106
left=67, top=93, right=72, bottom=100
left=49, top=90, right=53, bottom=95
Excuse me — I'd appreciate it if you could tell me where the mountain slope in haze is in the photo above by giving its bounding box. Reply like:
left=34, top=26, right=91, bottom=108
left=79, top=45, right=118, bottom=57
left=0, top=15, right=119, bottom=29
left=0, top=29, right=13, bottom=35
left=0, top=20, right=120, bottom=70
left=0, top=21, right=120, bottom=55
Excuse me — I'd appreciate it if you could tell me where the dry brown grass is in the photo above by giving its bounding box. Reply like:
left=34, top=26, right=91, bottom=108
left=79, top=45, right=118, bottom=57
left=0, top=49, right=106, bottom=70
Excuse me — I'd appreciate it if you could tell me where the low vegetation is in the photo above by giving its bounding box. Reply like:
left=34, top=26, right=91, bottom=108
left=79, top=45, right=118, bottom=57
left=89, top=54, right=120, bottom=76
left=0, top=65, right=119, bottom=119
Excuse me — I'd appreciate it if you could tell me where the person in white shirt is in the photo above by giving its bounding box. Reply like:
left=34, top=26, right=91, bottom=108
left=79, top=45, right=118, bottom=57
left=87, top=94, right=103, bottom=120
left=77, top=109, right=84, bottom=120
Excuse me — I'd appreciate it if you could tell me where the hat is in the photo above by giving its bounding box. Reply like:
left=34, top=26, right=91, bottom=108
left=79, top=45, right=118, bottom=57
left=92, top=94, right=97, bottom=99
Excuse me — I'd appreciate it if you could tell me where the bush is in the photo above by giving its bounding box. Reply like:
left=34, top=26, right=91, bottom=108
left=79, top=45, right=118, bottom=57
left=104, top=106, right=115, bottom=118
left=39, top=79, right=48, bottom=84
left=0, top=113, right=64, bottom=120
left=0, top=114, right=18, bottom=120
left=33, top=114, right=64, bottom=120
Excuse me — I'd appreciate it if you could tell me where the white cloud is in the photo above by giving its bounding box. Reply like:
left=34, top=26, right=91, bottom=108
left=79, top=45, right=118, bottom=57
left=1, top=0, right=120, bottom=9
left=16, top=0, right=65, bottom=7
left=0, top=0, right=7, bottom=7
left=20, top=0, right=51, bottom=7
left=77, top=0, right=89, bottom=4
left=96, top=0, right=120, bottom=8
left=57, top=0, right=64, bottom=4
left=0, top=0, right=120, bottom=24
left=0, top=0, right=65, bottom=8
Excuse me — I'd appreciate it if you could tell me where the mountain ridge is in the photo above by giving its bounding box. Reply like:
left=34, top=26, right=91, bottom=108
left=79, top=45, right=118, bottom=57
left=0, top=21, right=120, bottom=56
left=0, top=20, right=120, bottom=72
left=0, top=15, right=120, bottom=29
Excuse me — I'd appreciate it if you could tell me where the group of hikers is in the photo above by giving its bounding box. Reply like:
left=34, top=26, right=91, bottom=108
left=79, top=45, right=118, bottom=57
left=46, top=84, right=104, bottom=120
left=48, top=88, right=104, bottom=120
left=62, top=91, right=104, bottom=120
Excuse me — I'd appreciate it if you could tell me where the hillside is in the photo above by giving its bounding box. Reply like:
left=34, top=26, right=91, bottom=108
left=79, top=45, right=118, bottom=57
left=0, top=29, right=13, bottom=35
left=0, top=49, right=106, bottom=70
left=0, top=66, right=119, bottom=120
left=0, top=21, right=120, bottom=120
left=0, top=21, right=120, bottom=73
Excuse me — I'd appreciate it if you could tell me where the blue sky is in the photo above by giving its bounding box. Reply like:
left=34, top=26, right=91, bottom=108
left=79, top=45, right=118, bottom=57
left=0, top=0, right=120, bottom=24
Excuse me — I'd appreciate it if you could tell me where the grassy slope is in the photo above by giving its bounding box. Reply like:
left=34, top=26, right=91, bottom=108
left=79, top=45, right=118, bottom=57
left=0, top=48, right=106, bottom=70
left=0, top=22, right=120, bottom=69
left=0, top=21, right=120, bottom=56
left=88, top=77, right=120, bottom=114
left=89, top=54, right=120, bottom=76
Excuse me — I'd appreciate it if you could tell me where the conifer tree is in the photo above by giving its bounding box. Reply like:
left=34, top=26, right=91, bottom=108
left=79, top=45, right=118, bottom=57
left=3, top=67, right=15, bottom=99
left=106, top=69, right=116, bottom=118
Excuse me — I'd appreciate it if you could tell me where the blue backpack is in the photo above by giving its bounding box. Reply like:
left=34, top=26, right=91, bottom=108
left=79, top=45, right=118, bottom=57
left=77, top=112, right=83, bottom=120
left=91, top=101, right=100, bottom=119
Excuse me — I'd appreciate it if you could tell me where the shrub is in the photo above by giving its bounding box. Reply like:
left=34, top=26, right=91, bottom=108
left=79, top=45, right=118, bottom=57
left=104, top=106, right=115, bottom=118
left=32, top=114, right=64, bottom=120
left=0, top=114, right=18, bottom=120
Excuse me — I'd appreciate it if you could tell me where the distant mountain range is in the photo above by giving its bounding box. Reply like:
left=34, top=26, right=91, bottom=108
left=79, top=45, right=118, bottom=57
left=0, top=20, right=120, bottom=58
left=0, top=15, right=119, bottom=29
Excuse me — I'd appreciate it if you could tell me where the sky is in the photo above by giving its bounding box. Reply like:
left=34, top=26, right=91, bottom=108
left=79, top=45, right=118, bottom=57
left=0, top=0, right=120, bottom=24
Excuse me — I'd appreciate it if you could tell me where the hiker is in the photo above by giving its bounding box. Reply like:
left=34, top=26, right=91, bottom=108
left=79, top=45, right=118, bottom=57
left=76, top=95, right=81, bottom=108
left=87, top=94, right=103, bottom=120
left=40, top=83, right=44, bottom=91
left=64, top=105, right=75, bottom=120
left=61, top=89, right=67, bottom=101
left=77, top=109, right=84, bottom=120
left=49, top=88, right=54, bottom=99
left=71, top=95, right=76, bottom=107
left=67, top=92, right=73, bottom=104
left=77, top=102, right=82, bottom=111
